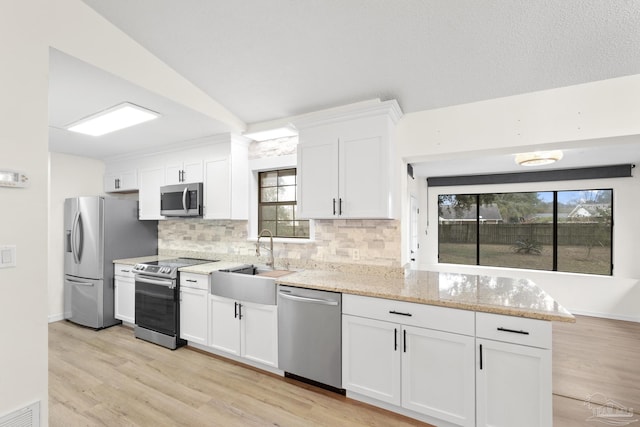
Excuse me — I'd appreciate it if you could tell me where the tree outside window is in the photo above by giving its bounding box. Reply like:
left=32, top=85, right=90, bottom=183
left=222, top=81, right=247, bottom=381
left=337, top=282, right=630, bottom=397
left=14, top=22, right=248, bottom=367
left=258, top=168, right=309, bottom=238
left=438, top=189, right=612, bottom=275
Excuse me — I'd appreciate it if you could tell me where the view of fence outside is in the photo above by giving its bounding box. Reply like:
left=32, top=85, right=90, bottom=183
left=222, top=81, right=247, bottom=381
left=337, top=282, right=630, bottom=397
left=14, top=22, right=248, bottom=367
left=438, top=190, right=612, bottom=275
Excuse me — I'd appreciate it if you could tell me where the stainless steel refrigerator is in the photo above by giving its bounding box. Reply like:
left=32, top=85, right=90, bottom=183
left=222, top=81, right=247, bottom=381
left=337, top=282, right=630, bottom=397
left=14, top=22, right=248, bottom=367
left=64, top=196, right=157, bottom=329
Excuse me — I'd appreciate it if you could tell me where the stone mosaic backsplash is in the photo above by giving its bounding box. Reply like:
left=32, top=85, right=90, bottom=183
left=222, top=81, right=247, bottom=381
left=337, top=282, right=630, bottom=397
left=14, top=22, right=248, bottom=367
left=158, top=218, right=403, bottom=274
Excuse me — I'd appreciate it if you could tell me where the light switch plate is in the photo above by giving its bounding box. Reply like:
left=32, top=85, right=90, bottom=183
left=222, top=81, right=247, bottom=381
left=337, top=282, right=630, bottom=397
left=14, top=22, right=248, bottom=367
left=0, top=245, right=16, bottom=268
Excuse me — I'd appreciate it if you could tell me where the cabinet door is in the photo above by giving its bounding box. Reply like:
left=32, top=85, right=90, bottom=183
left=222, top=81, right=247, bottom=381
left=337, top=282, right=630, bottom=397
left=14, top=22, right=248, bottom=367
left=182, top=160, right=203, bottom=183
left=476, top=339, right=552, bottom=427
left=180, top=287, right=208, bottom=345
left=340, top=135, right=391, bottom=218
left=402, top=326, right=475, bottom=427
left=342, top=315, right=401, bottom=405
left=240, top=302, right=278, bottom=367
left=165, top=163, right=183, bottom=185
left=297, top=138, right=339, bottom=219
left=104, top=172, right=118, bottom=192
left=138, top=166, right=165, bottom=220
left=203, top=157, right=231, bottom=219
left=114, top=276, right=135, bottom=324
left=208, top=295, right=240, bottom=355
left=119, top=169, right=137, bottom=191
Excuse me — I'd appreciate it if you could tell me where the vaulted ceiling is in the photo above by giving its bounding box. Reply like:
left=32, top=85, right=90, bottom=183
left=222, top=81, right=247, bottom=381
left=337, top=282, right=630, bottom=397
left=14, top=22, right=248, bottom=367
left=49, top=1, right=640, bottom=173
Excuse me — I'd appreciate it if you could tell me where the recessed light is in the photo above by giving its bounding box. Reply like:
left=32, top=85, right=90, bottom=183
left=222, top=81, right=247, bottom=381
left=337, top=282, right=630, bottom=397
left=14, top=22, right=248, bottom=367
left=515, top=150, right=563, bottom=166
left=66, top=102, right=160, bottom=136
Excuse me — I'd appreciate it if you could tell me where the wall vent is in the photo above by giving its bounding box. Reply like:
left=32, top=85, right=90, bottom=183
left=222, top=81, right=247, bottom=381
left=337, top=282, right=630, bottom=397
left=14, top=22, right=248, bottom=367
left=0, top=401, right=40, bottom=427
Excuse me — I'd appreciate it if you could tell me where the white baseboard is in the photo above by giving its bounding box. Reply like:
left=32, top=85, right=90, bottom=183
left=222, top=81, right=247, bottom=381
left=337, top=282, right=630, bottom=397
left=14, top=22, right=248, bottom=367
left=48, top=313, right=64, bottom=323
left=565, top=308, right=640, bottom=323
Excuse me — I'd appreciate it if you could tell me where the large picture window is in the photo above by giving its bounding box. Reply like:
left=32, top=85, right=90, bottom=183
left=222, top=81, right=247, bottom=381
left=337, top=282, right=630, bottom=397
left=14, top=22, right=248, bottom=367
left=258, top=168, right=309, bottom=238
left=438, top=189, right=613, bottom=275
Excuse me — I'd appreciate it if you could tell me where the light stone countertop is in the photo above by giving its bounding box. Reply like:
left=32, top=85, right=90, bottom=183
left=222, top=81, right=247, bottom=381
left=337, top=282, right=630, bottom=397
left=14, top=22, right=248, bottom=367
left=277, top=269, right=575, bottom=322
left=113, top=255, right=573, bottom=322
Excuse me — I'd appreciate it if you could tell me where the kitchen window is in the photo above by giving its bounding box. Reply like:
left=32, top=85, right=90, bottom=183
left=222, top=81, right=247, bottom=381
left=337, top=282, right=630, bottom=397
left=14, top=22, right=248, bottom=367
left=438, top=189, right=613, bottom=275
left=258, top=168, right=309, bottom=238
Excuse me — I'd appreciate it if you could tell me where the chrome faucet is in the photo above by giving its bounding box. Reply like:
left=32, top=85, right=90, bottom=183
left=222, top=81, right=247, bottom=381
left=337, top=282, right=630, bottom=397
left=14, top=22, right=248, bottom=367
left=256, top=229, right=275, bottom=270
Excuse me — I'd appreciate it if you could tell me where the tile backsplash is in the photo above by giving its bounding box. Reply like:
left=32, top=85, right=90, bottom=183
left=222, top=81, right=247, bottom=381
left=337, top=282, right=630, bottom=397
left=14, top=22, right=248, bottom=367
left=158, top=218, right=402, bottom=272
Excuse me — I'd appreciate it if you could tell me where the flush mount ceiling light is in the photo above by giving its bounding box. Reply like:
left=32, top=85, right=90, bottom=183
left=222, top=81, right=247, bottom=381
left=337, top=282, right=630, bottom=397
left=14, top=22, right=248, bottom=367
left=243, top=124, right=297, bottom=142
left=515, top=150, right=564, bottom=167
left=66, top=102, right=160, bottom=136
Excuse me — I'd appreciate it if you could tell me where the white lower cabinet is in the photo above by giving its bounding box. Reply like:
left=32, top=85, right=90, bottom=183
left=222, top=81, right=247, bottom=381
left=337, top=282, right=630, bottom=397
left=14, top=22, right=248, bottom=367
left=342, top=315, right=401, bottom=405
left=208, top=295, right=278, bottom=367
left=179, top=287, right=208, bottom=345
left=476, top=313, right=552, bottom=427
left=342, top=294, right=476, bottom=427
left=402, top=326, right=475, bottom=426
left=114, top=264, right=135, bottom=324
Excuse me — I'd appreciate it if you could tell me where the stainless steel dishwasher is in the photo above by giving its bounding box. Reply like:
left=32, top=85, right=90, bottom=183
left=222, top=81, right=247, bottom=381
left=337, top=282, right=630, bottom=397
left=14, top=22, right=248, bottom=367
left=278, top=285, right=343, bottom=391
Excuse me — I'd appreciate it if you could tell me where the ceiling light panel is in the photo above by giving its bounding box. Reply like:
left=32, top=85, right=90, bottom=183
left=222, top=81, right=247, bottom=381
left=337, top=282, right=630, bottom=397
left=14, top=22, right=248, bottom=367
left=66, top=102, right=160, bottom=136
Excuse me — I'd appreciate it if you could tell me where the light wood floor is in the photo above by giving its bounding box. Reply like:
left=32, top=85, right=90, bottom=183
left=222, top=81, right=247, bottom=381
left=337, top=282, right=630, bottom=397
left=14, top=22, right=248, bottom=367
left=552, top=314, right=640, bottom=426
left=49, top=321, right=430, bottom=426
left=50, top=314, right=640, bottom=426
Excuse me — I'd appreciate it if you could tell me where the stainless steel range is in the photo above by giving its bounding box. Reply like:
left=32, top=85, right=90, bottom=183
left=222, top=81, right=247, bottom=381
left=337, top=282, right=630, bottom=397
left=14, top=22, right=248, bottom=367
left=133, top=258, right=214, bottom=349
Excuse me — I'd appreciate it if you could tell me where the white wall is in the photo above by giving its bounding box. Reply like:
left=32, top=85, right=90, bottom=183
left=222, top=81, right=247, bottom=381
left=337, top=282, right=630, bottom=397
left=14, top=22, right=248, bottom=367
left=0, top=0, right=50, bottom=421
left=1, top=0, right=245, bottom=421
left=397, top=75, right=640, bottom=322
left=48, top=153, right=105, bottom=322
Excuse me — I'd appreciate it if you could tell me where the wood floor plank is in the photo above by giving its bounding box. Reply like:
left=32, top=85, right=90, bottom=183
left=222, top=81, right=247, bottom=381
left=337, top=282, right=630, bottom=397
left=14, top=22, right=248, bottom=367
left=552, top=315, right=640, bottom=413
left=49, top=321, right=431, bottom=426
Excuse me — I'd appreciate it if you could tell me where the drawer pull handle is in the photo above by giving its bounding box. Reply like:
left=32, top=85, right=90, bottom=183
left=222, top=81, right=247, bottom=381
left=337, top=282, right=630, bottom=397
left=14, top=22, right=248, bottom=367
left=186, top=279, right=197, bottom=283
left=389, top=310, right=412, bottom=317
left=121, top=270, right=130, bottom=273
left=497, top=327, right=530, bottom=335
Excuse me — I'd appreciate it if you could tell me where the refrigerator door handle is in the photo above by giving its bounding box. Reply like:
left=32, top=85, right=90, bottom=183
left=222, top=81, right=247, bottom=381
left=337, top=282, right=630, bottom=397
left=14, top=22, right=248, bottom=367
left=71, top=211, right=80, bottom=264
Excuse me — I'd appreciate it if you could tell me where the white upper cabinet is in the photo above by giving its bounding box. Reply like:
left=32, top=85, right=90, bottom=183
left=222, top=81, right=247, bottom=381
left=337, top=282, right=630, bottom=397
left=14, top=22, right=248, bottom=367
left=104, top=168, right=137, bottom=193
left=295, top=100, right=402, bottom=219
left=203, top=135, right=249, bottom=220
left=165, top=159, right=203, bottom=185
left=138, top=166, right=165, bottom=220
left=103, top=133, right=249, bottom=221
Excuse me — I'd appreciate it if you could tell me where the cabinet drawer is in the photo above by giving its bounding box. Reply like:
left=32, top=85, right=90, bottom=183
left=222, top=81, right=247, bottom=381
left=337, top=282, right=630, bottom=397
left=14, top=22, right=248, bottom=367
left=114, top=263, right=135, bottom=279
left=180, top=272, right=209, bottom=291
left=343, top=294, right=474, bottom=336
left=476, top=312, right=551, bottom=349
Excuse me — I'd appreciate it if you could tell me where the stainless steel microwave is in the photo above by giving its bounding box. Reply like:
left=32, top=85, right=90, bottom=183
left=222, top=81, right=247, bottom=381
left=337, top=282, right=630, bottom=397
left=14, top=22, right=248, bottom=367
left=160, top=182, right=203, bottom=217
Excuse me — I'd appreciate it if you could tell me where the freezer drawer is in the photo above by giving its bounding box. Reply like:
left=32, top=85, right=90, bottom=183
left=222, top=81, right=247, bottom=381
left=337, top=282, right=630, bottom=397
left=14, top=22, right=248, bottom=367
left=277, top=285, right=342, bottom=389
left=64, top=275, right=103, bottom=328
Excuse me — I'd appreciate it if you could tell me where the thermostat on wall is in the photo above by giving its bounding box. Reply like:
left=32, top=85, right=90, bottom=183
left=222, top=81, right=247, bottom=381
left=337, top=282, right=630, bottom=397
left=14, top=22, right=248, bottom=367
left=0, top=169, right=29, bottom=188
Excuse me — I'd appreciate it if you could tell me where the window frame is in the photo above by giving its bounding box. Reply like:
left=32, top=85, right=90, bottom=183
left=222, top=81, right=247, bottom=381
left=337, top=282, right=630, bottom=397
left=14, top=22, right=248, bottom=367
left=257, top=168, right=309, bottom=239
left=248, top=154, right=314, bottom=242
left=437, top=189, right=613, bottom=276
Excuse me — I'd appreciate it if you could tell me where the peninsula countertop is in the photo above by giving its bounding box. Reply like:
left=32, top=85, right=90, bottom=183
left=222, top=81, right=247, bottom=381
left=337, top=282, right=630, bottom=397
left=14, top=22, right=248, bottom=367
left=276, top=269, right=575, bottom=322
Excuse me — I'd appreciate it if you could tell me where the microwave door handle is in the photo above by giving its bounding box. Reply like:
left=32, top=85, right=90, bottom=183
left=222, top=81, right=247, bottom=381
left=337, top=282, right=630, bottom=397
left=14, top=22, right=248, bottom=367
left=182, top=187, right=188, bottom=214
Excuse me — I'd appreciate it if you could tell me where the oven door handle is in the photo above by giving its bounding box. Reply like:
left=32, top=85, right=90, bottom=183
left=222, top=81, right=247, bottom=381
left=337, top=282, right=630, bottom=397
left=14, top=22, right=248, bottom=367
left=135, top=275, right=176, bottom=289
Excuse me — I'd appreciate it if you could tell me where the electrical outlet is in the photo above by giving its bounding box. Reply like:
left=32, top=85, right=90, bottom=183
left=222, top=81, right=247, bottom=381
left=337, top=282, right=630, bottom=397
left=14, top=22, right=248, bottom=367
left=352, top=249, right=360, bottom=261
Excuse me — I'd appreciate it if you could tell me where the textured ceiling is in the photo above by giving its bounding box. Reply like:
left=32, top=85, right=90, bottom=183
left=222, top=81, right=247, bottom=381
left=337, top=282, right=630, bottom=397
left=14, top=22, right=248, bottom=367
left=51, top=1, right=640, bottom=166
left=81, top=0, right=640, bottom=124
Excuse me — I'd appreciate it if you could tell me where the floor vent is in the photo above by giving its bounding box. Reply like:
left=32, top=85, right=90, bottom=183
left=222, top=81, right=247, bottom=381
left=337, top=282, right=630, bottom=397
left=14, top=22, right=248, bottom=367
left=0, top=401, right=40, bottom=427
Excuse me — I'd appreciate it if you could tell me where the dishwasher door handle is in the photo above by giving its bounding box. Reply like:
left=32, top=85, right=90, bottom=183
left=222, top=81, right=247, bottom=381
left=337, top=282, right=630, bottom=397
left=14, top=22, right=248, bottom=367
left=278, top=291, right=339, bottom=306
